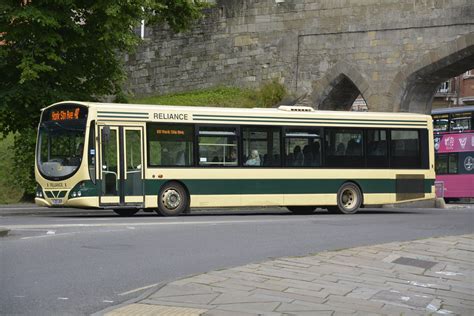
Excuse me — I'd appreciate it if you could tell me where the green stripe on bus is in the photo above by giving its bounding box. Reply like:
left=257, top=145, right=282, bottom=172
left=71, top=178, right=434, bottom=198
left=144, top=179, right=434, bottom=196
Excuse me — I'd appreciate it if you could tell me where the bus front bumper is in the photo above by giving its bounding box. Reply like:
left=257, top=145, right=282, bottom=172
left=35, top=197, right=52, bottom=207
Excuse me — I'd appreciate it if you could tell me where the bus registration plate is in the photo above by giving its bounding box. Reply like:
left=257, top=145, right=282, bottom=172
left=51, top=199, right=63, bottom=205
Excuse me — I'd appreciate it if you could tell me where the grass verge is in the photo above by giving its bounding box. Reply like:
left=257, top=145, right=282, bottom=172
left=131, top=81, right=288, bottom=108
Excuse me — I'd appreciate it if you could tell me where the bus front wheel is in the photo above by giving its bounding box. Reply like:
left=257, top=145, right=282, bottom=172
left=156, top=182, right=188, bottom=216
left=332, top=182, right=363, bottom=214
left=287, top=206, right=315, bottom=215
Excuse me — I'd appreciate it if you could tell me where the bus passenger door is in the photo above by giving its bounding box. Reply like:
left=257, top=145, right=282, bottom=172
left=99, top=125, right=144, bottom=207
left=123, top=127, right=144, bottom=205
left=99, top=126, right=120, bottom=205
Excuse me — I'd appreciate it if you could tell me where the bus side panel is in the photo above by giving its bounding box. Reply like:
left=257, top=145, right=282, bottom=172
left=437, top=174, right=474, bottom=199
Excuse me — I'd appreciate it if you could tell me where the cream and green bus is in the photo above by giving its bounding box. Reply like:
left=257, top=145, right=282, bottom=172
left=35, top=101, right=435, bottom=216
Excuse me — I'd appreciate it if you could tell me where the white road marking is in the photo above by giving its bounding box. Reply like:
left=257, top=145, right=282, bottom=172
left=118, top=283, right=159, bottom=296
left=46, top=230, right=56, bottom=235
left=102, top=300, right=114, bottom=303
left=21, top=232, right=76, bottom=240
left=57, top=297, right=69, bottom=300
left=6, top=217, right=342, bottom=230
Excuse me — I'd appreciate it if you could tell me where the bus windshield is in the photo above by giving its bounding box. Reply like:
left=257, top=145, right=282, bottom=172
left=37, top=104, right=88, bottom=180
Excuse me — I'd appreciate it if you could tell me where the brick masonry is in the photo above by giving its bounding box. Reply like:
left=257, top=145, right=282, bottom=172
left=124, top=0, right=474, bottom=113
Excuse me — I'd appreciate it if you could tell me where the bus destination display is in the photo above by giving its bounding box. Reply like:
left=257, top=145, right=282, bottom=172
left=157, top=129, right=185, bottom=136
left=50, top=108, right=81, bottom=121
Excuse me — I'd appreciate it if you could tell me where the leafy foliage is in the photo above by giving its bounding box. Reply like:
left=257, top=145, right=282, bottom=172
left=256, top=79, right=288, bottom=108
left=0, top=134, right=24, bottom=204
left=0, top=0, right=205, bottom=197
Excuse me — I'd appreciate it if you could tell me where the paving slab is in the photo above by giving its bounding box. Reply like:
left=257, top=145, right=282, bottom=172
left=103, top=234, right=474, bottom=315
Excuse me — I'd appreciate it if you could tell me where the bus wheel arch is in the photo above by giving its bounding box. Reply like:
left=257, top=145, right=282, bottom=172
left=331, top=181, right=364, bottom=214
left=156, top=180, right=190, bottom=216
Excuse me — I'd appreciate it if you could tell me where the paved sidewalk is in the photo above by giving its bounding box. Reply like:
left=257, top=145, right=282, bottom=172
left=102, top=234, right=474, bottom=315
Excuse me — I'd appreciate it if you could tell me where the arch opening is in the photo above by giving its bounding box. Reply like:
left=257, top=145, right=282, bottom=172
left=398, top=39, right=474, bottom=114
left=318, top=74, right=367, bottom=111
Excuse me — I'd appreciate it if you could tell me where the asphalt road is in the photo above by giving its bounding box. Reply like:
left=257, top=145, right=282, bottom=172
left=1, top=205, right=473, bottom=315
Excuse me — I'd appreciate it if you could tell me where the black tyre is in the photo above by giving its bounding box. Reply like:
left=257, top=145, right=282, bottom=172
left=113, top=209, right=139, bottom=217
left=287, top=206, right=315, bottom=215
left=157, top=182, right=189, bottom=216
left=332, top=182, right=363, bottom=214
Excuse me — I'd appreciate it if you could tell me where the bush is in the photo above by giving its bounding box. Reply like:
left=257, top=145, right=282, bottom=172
left=255, top=79, right=287, bottom=108
left=0, top=134, right=25, bottom=204
left=12, top=130, right=37, bottom=201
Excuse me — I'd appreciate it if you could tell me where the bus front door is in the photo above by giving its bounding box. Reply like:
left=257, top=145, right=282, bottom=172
left=99, top=125, right=144, bottom=207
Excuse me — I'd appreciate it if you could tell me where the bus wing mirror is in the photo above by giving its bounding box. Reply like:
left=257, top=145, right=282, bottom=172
left=101, top=126, right=111, bottom=144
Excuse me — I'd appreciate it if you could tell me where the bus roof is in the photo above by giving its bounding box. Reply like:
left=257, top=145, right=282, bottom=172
left=44, top=101, right=431, bottom=122
left=432, top=106, right=474, bottom=115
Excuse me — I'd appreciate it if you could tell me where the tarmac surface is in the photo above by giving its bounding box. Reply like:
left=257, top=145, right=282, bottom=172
left=99, top=234, right=474, bottom=316
left=2, top=203, right=473, bottom=315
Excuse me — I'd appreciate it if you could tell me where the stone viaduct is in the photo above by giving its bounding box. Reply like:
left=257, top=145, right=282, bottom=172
left=124, top=0, right=474, bottom=113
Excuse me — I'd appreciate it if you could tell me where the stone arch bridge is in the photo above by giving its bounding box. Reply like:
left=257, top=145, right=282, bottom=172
left=125, top=0, right=474, bottom=113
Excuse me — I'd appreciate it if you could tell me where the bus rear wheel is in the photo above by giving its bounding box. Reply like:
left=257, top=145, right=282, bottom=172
left=156, top=182, right=188, bottom=216
left=332, top=182, right=363, bottom=214
left=287, top=206, right=315, bottom=215
left=113, top=209, right=139, bottom=217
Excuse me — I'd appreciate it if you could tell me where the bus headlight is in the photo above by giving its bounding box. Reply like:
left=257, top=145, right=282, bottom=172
left=77, top=191, right=82, bottom=197
left=72, top=192, right=77, bottom=198
left=36, top=184, right=44, bottom=198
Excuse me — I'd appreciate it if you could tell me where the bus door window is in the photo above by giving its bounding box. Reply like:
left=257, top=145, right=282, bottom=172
left=125, top=129, right=143, bottom=196
left=101, top=128, right=118, bottom=195
left=147, top=123, right=194, bottom=167
left=242, top=127, right=281, bottom=167
left=324, top=128, right=364, bottom=168
left=367, top=129, right=388, bottom=168
left=198, top=126, right=238, bottom=167
left=284, top=128, right=321, bottom=167
left=88, top=121, right=96, bottom=183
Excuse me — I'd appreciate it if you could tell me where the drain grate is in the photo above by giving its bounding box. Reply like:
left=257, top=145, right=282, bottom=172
left=392, top=257, right=437, bottom=269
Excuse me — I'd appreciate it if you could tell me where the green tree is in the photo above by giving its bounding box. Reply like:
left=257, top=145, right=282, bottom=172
left=0, top=0, right=205, bottom=197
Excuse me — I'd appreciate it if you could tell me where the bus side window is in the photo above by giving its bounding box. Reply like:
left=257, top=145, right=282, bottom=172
left=147, top=123, right=194, bottom=167
left=324, top=128, right=364, bottom=168
left=367, top=129, right=388, bottom=168
left=242, top=127, right=281, bottom=167
left=198, top=126, right=238, bottom=167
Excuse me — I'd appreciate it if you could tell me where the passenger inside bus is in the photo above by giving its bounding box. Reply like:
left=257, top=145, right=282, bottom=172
left=245, top=150, right=261, bottom=166
left=292, top=146, right=304, bottom=166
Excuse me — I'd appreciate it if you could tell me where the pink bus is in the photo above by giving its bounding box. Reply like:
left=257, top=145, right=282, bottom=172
left=432, top=106, right=474, bottom=202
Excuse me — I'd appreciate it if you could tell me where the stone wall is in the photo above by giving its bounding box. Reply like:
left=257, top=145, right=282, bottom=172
left=124, top=0, right=474, bottom=113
